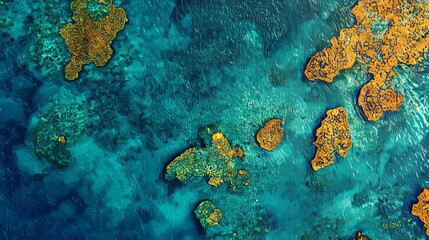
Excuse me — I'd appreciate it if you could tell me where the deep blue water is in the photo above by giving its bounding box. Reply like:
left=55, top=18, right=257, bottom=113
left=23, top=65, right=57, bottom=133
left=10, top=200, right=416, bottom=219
left=0, top=0, right=428, bottom=239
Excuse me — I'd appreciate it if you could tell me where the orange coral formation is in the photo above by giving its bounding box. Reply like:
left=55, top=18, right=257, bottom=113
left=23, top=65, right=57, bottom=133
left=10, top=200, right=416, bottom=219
left=194, top=200, right=223, bottom=228
left=304, top=0, right=429, bottom=121
left=212, top=132, right=244, bottom=158
left=207, top=208, right=222, bottom=226
left=57, top=135, right=66, bottom=144
left=353, top=231, right=370, bottom=240
left=60, top=0, right=128, bottom=80
left=358, top=81, right=404, bottom=121
left=256, top=119, right=283, bottom=151
left=311, top=107, right=352, bottom=171
left=230, top=169, right=250, bottom=191
left=305, top=30, right=357, bottom=83
left=412, top=188, right=429, bottom=236
left=165, top=132, right=249, bottom=190
left=165, top=148, right=204, bottom=182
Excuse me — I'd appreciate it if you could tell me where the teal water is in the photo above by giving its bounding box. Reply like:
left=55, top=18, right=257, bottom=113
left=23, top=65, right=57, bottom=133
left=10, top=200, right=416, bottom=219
left=0, top=0, right=428, bottom=239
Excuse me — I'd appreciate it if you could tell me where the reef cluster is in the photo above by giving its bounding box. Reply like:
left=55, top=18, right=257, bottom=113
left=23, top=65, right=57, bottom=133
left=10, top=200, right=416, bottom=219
left=305, top=0, right=429, bottom=121
left=10, top=0, right=427, bottom=237
left=165, top=132, right=249, bottom=191
left=311, top=107, right=352, bottom=171
left=60, top=0, right=128, bottom=80
left=412, top=188, right=429, bottom=236
left=304, top=0, right=429, bottom=236
left=194, top=200, right=223, bottom=229
left=255, top=118, right=283, bottom=151
left=304, top=0, right=429, bottom=233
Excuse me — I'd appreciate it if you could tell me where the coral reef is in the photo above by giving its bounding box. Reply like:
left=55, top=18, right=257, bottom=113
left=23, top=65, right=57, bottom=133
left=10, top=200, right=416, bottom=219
left=28, top=0, right=69, bottom=76
left=165, top=132, right=249, bottom=191
left=353, top=231, right=370, bottom=240
left=304, top=0, right=429, bottom=121
left=305, top=31, right=357, bottom=83
left=3, top=0, right=429, bottom=238
left=31, top=93, right=94, bottom=167
left=411, top=188, right=429, bottom=236
left=311, top=107, right=352, bottom=171
left=60, top=0, right=128, bottom=80
left=358, top=82, right=404, bottom=122
left=194, top=200, right=222, bottom=228
left=256, top=119, right=283, bottom=151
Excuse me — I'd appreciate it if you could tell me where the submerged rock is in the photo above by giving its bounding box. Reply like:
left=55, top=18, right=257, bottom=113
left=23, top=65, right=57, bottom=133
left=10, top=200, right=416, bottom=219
left=310, top=107, right=352, bottom=171
left=411, top=188, right=429, bottom=236
left=256, top=119, right=283, bottom=151
left=194, top=200, right=222, bottom=228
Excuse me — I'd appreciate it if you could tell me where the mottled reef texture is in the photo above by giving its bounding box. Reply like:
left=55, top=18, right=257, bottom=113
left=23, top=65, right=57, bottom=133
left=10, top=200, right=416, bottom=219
left=256, top=119, right=283, bottom=151
left=311, top=107, right=352, bottom=171
left=60, top=0, right=127, bottom=80
left=412, top=188, right=429, bottom=236
left=165, top=132, right=249, bottom=191
left=194, top=200, right=223, bottom=229
left=305, top=0, right=429, bottom=121
left=353, top=231, right=371, bottom=240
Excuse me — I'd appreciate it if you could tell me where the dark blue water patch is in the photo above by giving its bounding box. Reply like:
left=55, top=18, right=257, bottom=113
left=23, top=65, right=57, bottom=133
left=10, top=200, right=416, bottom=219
left=0, top=46, right=41, bottom=198
left=57, top=188, right=87, bottom=214
left=10, top=181, right=59, bottom=218
left=190, top=201, right=206, bottom=236
left=78, top=79, right=133, bottom=146
left=137, top=208, right=152, bottom=224
left=117, top=208, right=156, bottom=239
left=351, top=189, right=369, bottom=207
left=170, top=0, right=311, bottom=84
left=0, top=181, right=91, bottom=239
left=0, top=163, right=21, bottom=197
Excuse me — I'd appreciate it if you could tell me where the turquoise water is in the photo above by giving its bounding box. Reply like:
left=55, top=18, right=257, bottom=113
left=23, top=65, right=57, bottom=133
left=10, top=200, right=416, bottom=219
left=1, top=0, right=428, bottom=239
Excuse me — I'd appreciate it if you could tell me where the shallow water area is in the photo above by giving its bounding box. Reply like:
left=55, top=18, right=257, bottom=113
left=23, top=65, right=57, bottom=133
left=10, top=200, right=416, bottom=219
left=0, top=0, right=429, bottom=239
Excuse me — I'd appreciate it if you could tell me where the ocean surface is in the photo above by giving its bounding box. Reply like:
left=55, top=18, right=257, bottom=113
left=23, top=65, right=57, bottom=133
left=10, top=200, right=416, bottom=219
left=0, top=0, right=428, bottom=239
